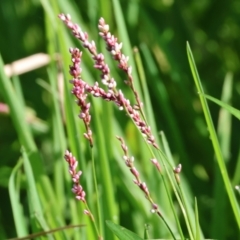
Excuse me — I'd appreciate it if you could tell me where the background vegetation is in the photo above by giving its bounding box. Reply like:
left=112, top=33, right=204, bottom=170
left=0, top=0, right=239, bottom=239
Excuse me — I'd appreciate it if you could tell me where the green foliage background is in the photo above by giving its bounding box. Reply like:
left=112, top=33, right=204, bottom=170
left=0, top=0, right=239, bottom=239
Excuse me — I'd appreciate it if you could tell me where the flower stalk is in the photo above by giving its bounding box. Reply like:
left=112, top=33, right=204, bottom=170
left=116, top=136, right=176, bottom=239
left=64, top=150, right=102, bottom=239
left=59, top=12, right=195, bottom=240
left=59, top=13, right=159, bottom=149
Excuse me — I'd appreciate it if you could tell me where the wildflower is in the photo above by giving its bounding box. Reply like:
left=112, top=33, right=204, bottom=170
left=64, top=150, right=86, bottom=202
left=151, top=158, right=161, bottom=172
left=174, top=164, right=182, bottom=174
left=69, top=48, right=93, bottom=147
left=59, top=13, right=159, bottom=149
left=173, top=164, right=182, bottom=184
left=117, top=136, right=159, bottom=208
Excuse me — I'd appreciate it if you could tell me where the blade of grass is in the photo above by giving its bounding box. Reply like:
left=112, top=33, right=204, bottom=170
left=47, top=67, right=68, bottom=213
left=99, top=0, right=112, bottom=23
left=0, top=55, right=36, bottom=152
left=22, top=147, right=53, bottom=240
left=144, top=224, right=150, bottom=239
left=38, top=175, right=68, bottom=240
left=186, top=42, right=240, bottom=228
left=216, top=72, right=232, bottom=160
left=106, top=220, right=144, bottom=240
left=133, top=47, right=158, bottom=177
left=161, top=131, right=204, bottom=238
left=43, top=8, right=72, bottom=237
left=159, top=132, right=192, bottom=240
left=69, top=198, right=96, bottom=240
left=0, top=55, right=47, bottom=215
left=139, top=43, right=192, bottom=177
left=9, top=159, right=28, bottom=237
left=211, top=72, right=232, bottom=239
left=12, top=75, right=25, bottom=107
left=194, top=198, right=200, bottom=240
left=93, top=101, right=118, bottom=240
left=203, top=94, right=240, bottom=120
left=233, top=150, right=240, bottom=186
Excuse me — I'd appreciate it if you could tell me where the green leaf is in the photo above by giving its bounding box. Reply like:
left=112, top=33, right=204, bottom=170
left=194, top=198, right=200, bottom=240
left=0, top=55, right=36, bottom=152
left=203, top=94, right=240, bottom=120
left=22, top=147, right=53, bottom=239
left=9, top=159, right=28, bottom=237
left=106, top=220, right=143, bottom=240
left=186, top=41, right=240, bottom=229
left=143, top=224, right=150, bottom=239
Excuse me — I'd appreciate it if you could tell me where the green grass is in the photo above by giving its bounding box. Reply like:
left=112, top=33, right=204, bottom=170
left=0, top=0, right=239, bottom=239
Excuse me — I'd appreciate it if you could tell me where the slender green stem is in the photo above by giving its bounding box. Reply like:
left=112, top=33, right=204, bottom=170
left=84, top=202, right=102, bottom=239
left=91, top=147, right=103, bottom=239
left=156, top=151, right=187, bottom=240
left=146, top=193, right=177, bottom=240
left=178, top=182, right=195, bottom=238
left=159, top=212, right=177, bottom=240
left=126, top=116, right=185, bottom=239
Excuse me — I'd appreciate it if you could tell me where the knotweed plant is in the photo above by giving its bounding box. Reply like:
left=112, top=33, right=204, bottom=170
left=59, top=13, right=199, bottom=240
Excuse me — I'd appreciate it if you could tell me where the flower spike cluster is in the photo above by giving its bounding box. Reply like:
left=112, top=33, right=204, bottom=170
left=58, top=13, right=114, bottom=90
left=98, top=17, right=142, bottom=110
left=64, top=150, right=95, bottom=221
left=64, top=150, right=86, bottom=202
left=98, top=18, right=130, bottom=75
left=69, top=48, right=93, bottom=147
left=173, top=163, right=182, bottom=184
left=116, top=136, right=161, bottom=216
left=59, top=13, right=159, bottom=149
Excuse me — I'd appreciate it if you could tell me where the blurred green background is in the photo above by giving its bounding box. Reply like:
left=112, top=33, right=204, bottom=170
left=0, top=0, right=240, bottom=239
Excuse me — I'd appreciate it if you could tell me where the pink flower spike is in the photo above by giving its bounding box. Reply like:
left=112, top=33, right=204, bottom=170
left=84, top=210, right=90, bottom=215
left=133, top=179, right=140, bottom=185
left=130, top=167, right=139, bottom=179
left=64, top=151, right=87, bottom=202
left=152, top=203, right=158, bottom=210
left=58, top=13, right=68, bottom=21
left=174, top=164, right=182, bottom=174
left=139, top=182, right=149, bottom=196
left=151, top=158, right=161, bottom=172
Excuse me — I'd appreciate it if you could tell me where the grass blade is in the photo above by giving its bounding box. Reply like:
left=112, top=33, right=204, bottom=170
left=106, top=220, right=143, bottom=240
left=203, top=94, right=240, bottom=120
left=194, top=198, right=200, bottom=240
left=0, top=55, right=36, bottom=152
left=186, top=42, right=240, bottom=228
left=22, top=147, right=53, bottom=239
left=211, top=72, right=232, bottom=239
left=9, top=159, right=28, bottom=237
